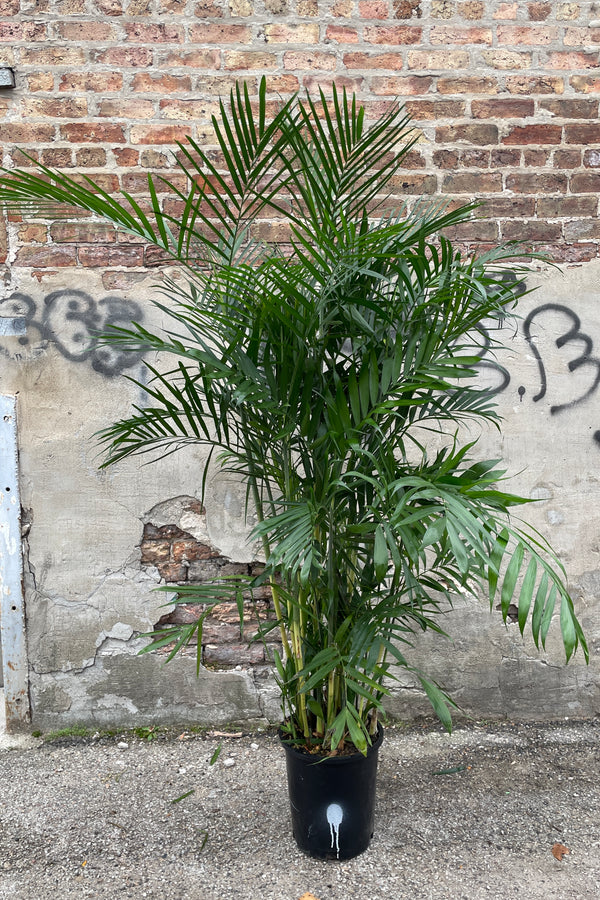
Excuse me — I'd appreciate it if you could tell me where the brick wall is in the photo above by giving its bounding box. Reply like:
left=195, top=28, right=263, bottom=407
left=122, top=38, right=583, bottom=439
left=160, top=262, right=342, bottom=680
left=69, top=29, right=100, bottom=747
left=2, top=0, right=600, bottom=285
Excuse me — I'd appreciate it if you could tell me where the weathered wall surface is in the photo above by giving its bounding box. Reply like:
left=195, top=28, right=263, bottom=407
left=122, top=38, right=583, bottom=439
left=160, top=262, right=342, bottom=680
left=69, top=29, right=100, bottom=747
left=1, top=0, right=600, bottom=729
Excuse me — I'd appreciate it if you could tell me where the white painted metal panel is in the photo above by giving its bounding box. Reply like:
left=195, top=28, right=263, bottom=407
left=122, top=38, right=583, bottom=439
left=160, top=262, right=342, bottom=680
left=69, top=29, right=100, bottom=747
left=0, top=395, right=30, bottom=729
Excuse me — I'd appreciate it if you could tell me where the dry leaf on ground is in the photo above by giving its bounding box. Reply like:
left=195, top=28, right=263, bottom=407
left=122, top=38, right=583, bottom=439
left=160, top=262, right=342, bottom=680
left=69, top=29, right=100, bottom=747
left=551, top=842, right=571, bottom=861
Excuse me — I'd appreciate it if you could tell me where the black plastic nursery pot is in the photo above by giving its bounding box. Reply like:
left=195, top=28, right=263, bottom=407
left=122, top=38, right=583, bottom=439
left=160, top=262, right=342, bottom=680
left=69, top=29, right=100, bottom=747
left=280, top=725, right=384, bottom=860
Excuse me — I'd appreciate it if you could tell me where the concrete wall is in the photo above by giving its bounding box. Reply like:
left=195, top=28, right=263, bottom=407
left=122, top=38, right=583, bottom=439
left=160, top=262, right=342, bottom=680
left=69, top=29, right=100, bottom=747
left=1, top=0, right=600, bottom=729
left=0, top=263, right=598, bottom=731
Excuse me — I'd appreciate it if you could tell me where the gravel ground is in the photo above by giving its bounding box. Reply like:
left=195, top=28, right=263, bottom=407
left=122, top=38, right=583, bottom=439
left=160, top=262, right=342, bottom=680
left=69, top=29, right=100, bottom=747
left=1, top=718, right=599, bottom=900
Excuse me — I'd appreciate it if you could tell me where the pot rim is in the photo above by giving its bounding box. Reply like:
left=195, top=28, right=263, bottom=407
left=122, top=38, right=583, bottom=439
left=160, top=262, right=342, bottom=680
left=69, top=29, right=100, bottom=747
left=278, top=721, right=384, bottom=763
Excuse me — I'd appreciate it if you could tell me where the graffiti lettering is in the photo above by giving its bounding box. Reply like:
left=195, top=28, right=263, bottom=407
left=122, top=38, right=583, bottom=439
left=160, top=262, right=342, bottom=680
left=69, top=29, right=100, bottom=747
left=0, top=289, right=144, bottom=377
left=476, top=298, right=600, bottom=449
left=523, top=304, right=600, bottom=415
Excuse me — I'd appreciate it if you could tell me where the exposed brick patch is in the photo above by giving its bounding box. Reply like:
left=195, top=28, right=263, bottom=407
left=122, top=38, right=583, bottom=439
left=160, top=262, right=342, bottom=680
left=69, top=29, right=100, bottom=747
left=140, top=514, right=278, bottom=669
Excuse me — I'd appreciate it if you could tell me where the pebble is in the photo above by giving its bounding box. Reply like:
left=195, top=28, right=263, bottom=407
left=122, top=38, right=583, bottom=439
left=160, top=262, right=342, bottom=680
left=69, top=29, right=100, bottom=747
left=223, top=758, right=235, bottom=768
left=117, top=742, right=129, bottom=750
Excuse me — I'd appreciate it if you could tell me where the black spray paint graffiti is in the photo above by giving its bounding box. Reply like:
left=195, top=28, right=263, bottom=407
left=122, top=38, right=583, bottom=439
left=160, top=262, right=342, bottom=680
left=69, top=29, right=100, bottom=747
left=0, top=289, right=144, bottom=377
left=478, top=296, right=600, bottom=449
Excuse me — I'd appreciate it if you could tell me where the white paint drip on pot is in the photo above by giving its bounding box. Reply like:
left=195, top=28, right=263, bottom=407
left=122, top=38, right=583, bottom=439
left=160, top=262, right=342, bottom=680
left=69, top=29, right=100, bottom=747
left=326, top=803, right=343, bottom=858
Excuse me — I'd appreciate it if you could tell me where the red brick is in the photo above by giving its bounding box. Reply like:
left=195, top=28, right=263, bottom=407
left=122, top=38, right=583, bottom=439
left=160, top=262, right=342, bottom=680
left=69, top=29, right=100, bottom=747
left=125, top=23, right=184, bottom=42
left=263, top=74, right=300, bottom=92
left=565, top=124, right=600, bottom=144
left=541, top=243, right=598, bottom=263
left=20, top=47, right=85, bottom=65
left=23, top=22, right=47, bottom=40
left=570, top=173, right=600, bottom=193
left=93, top=0, right=123, bottom=13
left=563, top=220, right=600, bottom=241
left=27, top=73, right=55, bottom=92
left=570, top=75, right=600, bottom=93
left=94, top=48, right=153, bottom=67
left=388, top=173, right=437, bottom=193
left=436, top=123, right=499, bottom=144
left=471, top=99, right=534, bottom=117
left=131, top=73, right=192, bottom=93
left=0, top=124, right=55, bottom=142
left=505, top=173, right=567, bottom=192
left=98, top=99, right=155, bottom=119
left=564, top=26, right=600, bottom=46
left=503, top=124, right=562, bottom=145
left=122, top=172, right=187, bottom=192
left=370, top=76, right=437, bottom=95
left=437, top=76, right=498, bottom=94
left=15, top=245, right=78, bottom=267
left=194, top=0, right=223, bottom=15
left=523, top=149, right=550, bottom=166
left=60, top=123, right=126, bottom=143
left=408, top=50, right=470, bottom=69
left=537, top=197, right=598, bottom=217
left=539, top=98, right=598, bottom=118
left=358, top=0, right=388, bottom=16
left=41, top=148, right=73, bottom=167
left=59, top=73, right=123, bottom=92
left=545, top=52, right=598, bottom=69
left=490, top=148, right=521, bottom=167
left=432, top=149, right=459, bottom=169
left=224, top=51, right=277, bottom=70
left=458, top=1, right=485, bottom=17
left=364, top=25, right=422, bottom=44
left=583, top=149, right=600, bottom=168
left=483, top=197, right=535, bottom=217
left=497, top=24, right=557, bottom=44
left=159, top=98, right=220, bottom=120
left=493, top=3, right=519, bottom=19
left=50, top=222, right=117, bottom=243
left=130, top=124, right=193, bottom=144
left=17, top=224, right=47, bottom=243
left=76, top=147, right=107, bottom=166
left=404, top=99, right=465, bottom=118
left=554, top=149, right=582, bottom=167
left=430, top=26, right=492, bottom=44
left=303, top=75, right=365, bottom=94
left=71, top=173, right=120, bottom=192
left=20, top=97, right=88, bottom=118
left=189, top=24, right=251, bottom=42
left=78, top=245, right=145, bottom=267
left=325, top=24, right=359, bottom=42
left=527, top=2, right=551, bottom=19
left=502, top=220, right=562, bottom=241
left=482, top=50, right=532, bottom=69
left=162, top=50, right=220, bottom=68
left=0, top=22, right=22, bottom=40
left=57, top=21, right=116, bottom=40
left=393, top=0, right=421, bottom=15
left=442, top=173, right=503, bottom=193
left=443, top=221, right=498, bottom=241
left=264, top=23, right=320, bottom=42
left=460, top=148, right=490, bottom=167
left=344, top=51, right=405, bottom=70
left=283, top=51, right=336, bottom=70
left=505, top=75, right=563, bottom=94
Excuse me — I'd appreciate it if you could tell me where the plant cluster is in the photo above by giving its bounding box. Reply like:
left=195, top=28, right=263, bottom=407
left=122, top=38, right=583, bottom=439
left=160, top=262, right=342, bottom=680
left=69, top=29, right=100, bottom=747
left=0, top=79, right=587, bottom=754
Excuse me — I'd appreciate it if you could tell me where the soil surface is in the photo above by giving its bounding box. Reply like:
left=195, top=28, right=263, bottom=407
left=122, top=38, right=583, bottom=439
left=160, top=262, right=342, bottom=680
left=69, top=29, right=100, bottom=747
left=1, top=718, right=599, bottom=899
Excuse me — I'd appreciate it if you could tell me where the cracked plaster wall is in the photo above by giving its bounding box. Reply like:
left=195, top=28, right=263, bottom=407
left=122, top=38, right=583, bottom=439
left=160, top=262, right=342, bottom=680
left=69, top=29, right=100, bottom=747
left=1, top=266, right=600, bottom=730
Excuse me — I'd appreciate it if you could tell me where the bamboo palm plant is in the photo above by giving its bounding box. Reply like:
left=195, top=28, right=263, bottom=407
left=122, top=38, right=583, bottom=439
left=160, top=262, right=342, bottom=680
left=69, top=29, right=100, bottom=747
left=0, top=80, right=587, bottom=754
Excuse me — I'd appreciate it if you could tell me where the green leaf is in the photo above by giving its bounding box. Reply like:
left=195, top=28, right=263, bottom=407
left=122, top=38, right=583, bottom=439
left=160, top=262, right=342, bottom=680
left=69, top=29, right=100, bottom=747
left=374, top=524, right=388, bottom=584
